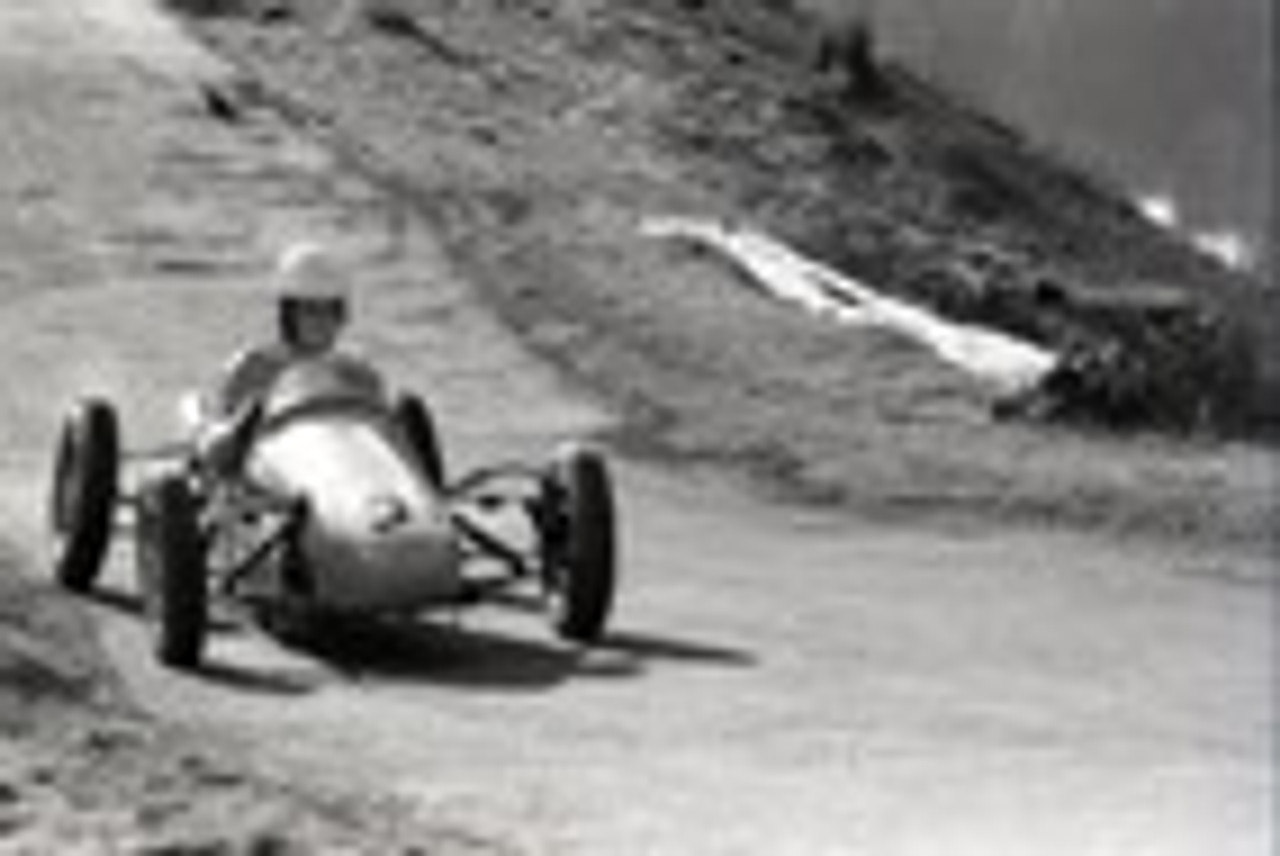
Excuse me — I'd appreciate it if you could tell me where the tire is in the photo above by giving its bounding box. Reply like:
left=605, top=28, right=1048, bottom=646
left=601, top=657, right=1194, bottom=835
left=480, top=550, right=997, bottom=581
left=395, top=393, right=445, bottom=488
left=50, top=399, right=120, bottom=593
left=541, top=445, right=617, bottom=643
left=136, top=476, right=207, bottom=670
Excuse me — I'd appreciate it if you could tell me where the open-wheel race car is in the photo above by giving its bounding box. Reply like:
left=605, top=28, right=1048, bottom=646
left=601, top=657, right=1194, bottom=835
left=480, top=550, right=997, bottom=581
left=48, top=361, right=618, bottom=670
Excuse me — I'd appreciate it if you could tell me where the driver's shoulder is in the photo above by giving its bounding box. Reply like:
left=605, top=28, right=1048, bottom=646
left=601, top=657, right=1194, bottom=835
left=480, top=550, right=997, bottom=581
left=205, top=343, right=293, bottom=418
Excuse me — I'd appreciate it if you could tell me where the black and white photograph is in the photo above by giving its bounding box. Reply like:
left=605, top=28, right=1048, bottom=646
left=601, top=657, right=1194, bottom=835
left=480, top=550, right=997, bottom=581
left=0, top=0, right=1272, bottom=852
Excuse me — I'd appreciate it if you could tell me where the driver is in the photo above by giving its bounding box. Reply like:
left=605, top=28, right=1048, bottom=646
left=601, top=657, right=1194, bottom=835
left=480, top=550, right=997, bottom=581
left=195, top=241, right=386, bottom=475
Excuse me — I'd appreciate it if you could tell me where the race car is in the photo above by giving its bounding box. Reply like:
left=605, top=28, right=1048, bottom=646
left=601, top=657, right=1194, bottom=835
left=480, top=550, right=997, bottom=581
left=48, top=360, right=618, bottom=670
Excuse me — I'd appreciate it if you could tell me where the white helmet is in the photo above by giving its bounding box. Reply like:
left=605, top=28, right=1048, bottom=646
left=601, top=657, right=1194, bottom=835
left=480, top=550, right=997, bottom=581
left=274, top=241, right=350, bottom=306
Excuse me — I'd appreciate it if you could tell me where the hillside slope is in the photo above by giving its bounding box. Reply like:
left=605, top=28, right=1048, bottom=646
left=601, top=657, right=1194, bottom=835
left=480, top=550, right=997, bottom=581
left=186, top=0, right=1272, bottom=546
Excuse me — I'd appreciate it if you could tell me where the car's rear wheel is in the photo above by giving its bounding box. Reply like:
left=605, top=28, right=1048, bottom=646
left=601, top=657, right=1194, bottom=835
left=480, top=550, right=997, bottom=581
left=395, top=393, right=445, bottom=488
left=137, top=475, right=207, bottom=670
left=540, top=445, right=617, bottom=643
left=50, top=398, right=119, bottom=593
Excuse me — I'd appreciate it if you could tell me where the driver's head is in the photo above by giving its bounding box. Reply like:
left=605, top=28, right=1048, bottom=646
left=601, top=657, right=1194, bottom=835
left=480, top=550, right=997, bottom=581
left=274, top=241, right=350, bottom=354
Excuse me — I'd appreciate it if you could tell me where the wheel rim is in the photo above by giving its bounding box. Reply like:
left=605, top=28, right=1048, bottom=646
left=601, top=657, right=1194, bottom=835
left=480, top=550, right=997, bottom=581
left=537, top=479, right=569, bottom=601
left=51, top=426, right=82, bottom=537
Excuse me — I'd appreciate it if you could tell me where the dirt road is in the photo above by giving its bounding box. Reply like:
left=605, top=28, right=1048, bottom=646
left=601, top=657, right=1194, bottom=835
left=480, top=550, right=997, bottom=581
left=0, top=1, right=1271, bottom=854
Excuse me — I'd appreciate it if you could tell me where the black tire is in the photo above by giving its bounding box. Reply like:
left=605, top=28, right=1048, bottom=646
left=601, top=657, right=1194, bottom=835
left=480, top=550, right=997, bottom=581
left=541, top=445, right=617, bottom=643
left=395, top=393, right=445, bottom=488
left=136, top=476, right=207, bottom=670
left=50, top=398, right=120, bottom=593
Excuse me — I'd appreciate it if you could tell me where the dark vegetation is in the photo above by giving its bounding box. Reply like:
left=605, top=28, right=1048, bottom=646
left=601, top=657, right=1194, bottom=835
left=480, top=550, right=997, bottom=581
left=655, top=0, right=1273, bottom=436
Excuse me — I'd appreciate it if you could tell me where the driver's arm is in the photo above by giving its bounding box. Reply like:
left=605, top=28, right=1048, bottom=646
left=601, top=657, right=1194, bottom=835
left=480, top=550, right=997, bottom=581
left=208, top=347, right=290, bottom=420
left=194, top=348, right=285, bottom=475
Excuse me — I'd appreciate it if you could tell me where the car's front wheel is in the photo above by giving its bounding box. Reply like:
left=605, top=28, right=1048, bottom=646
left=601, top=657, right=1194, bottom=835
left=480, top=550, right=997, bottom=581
left=539, top=445, right=617, bottom=643
left=50, top=398, right=120, bottom=593
left=136, top=475, right=207, bottom=670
